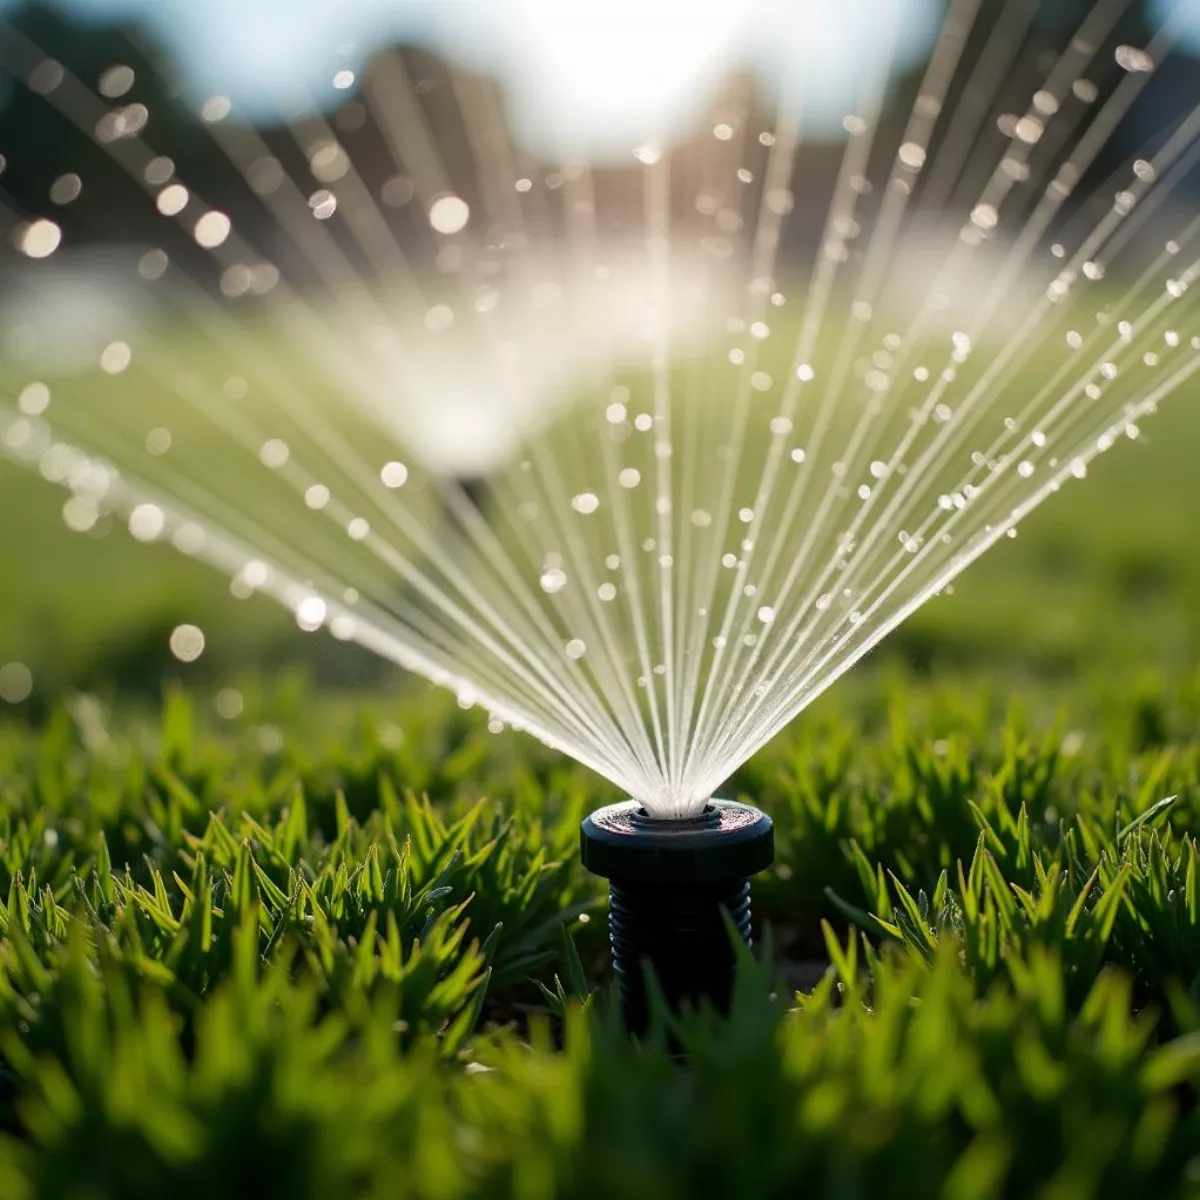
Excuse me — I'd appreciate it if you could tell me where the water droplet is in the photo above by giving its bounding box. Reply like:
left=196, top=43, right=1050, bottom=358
left=565, top=638, right=586, bottom=660
left=380, top=461, right=408, bottom=488
left=429, top=194, right=470, bottom=233
left=618, top=468, right=641, bottom=489
left=30, top=59, right=64, bottom=94
left=96, top=103, right=148, bottom=142
left=156, top=184, right=189, bottom=216
left=241, top=561, right=268, bottom=589
left=0, top=662, right=34, bottom=704
left=970, top=203, right=998, bottom=231
left=139, top=249, right=169, bottom=280
left=1115, top=44, right=1154, bottom=72
left=309, top=189, right=337, bottom=219
left=766, top=189, right=794, bottom=216
left=63, top=496, right=98, bottom=533
left=571, top=492, right=599, bottom=514
left=100, top=342, right=132, bottom=375
left=1014, top=116, right=1044, bottom=144
left=309, top=141, right=350, bottom=183
left=98, top=64, right=135, bottom=98
left=18, top=382, right=50, bottom=416
left=49, top=173, right=82, bottom=205
left=169, top=624, right=205, bottom=662
left=260, top=439, right=290, bottom=469
left=200, top=95, right=232, bottom=122
left=18, top=219, right=61, bottom=258
left=129, top=503, right=165, bottom=542
left=296, top=596, right=326, bottom=631
left=540, top=567, right=568, bottom=594
left=194, top=211, right=231, bottom=248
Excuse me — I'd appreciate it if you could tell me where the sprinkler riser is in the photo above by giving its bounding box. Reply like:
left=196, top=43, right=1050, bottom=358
left=580, top=799, right=773, bottom=1034
left=608, top=877, right=752, bottom=1032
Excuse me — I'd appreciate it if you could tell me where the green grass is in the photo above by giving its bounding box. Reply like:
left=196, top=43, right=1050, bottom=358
left=0, top=679, right=1198, bottom=1198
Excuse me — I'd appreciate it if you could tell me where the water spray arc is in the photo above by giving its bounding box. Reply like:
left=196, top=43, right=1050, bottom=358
left=0, top=1, right=1199, bottom=1019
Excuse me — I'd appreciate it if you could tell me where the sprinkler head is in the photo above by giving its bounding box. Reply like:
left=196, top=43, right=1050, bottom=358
left=580, top=799, right=774, bottom=1034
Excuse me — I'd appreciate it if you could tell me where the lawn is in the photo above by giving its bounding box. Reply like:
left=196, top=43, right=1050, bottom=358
left=1, top=350, right=1200, bottom=1196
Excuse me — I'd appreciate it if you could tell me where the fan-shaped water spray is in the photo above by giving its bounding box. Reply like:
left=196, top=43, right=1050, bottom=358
left=1, top=0, right=1198, bottom=819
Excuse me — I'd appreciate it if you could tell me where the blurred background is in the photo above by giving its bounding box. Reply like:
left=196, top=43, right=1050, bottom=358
left=1, top=0, right=1199, bottom=724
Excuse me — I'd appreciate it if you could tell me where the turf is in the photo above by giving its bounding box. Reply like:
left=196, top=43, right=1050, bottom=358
left=0, top=675, right=1197, bottom=1198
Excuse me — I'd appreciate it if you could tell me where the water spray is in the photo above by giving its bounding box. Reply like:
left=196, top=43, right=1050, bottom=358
left=0, top=2, right=1196, bottom=981
left=581, top=799, right=773, bottom=1032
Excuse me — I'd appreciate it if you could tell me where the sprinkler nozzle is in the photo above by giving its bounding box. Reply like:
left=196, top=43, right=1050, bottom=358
left=580, top=799, right=774, bottom=1033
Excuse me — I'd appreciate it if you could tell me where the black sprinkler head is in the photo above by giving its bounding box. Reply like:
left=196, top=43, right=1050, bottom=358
left=580, top=799, right=774, bottom=1033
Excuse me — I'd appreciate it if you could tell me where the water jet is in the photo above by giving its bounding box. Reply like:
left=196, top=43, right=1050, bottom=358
left=0, top=3, right=1196, bottom=969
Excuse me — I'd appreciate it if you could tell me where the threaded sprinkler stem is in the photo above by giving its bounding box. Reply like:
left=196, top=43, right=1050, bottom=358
left=580, top=800, right=774, bottom=1034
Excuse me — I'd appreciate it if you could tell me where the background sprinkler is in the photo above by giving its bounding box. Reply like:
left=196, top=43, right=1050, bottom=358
left=580, top=800, right=774, bottom=1033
